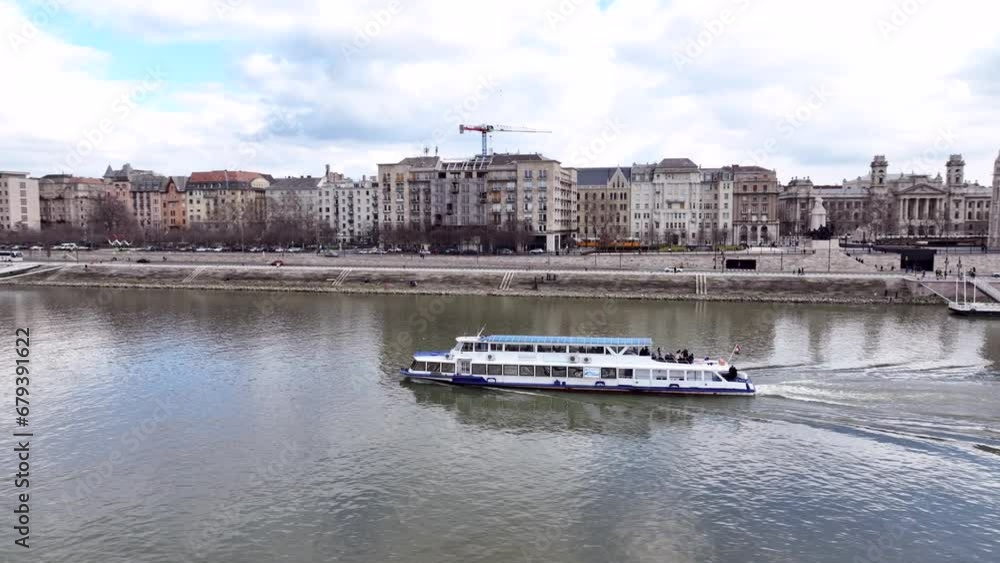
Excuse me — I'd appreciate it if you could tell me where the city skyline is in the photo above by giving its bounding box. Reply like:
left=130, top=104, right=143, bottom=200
left=2, top=0, right=999, bottom=183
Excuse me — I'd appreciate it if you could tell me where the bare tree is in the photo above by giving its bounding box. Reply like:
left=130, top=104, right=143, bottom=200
left=88, top=194, right=139, bottom=243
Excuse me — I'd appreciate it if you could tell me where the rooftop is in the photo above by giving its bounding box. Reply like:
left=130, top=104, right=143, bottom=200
left=482, top=335, right=653, bottom=347
left=577, top=167, right=632, bottom=186
left=270, top=176, right=324, bottom=190
left=188, top=170, right=265, bottom=184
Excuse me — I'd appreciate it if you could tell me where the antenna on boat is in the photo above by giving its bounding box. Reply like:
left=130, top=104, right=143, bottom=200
left=477, top=325, right=487, bottom=338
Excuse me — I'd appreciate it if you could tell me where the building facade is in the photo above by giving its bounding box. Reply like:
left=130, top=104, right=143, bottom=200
left=330, top=176, right=379, bottom=245
left=185, top=171, right=270, bottom=231
left=630, top=158, right=701, bottom=245
left=162, top=177, right=187, bottom=231
left=781, top=154, right=993, bottom=240
left=0, top=172, right=41, bottom=232
left=377, top=153, right=577, bottom=251
left=696, top=167, right=734, bottom=245
left=732, top=165, right=780, bottom=245
left=37, top=175, right=108, bottom=229
left=576, top=167, right=631, bottom=241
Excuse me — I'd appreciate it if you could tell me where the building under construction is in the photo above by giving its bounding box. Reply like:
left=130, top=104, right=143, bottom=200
left=376, top=153, right=577, bottom=251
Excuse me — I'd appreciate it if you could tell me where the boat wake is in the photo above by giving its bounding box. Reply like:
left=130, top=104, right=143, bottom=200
left=755, top=383, right=862, bottom=408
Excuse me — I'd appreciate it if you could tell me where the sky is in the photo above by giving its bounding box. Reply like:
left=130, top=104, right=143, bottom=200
left=1, top=0, right=999, bottom=185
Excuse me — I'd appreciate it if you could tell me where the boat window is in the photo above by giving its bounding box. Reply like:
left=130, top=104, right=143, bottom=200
left=410, top=360, right=425, bottom=371
left=619, top=368, right=634, bottom=379
left=475, top=343, right=488, bottom=352
left=623, top=347, right=636, bottom=356
left=710, top=373, right=724, bottom=382
left=569, top=346, right=583, bottom=354
left=426, top=362, right=441, bottom=373
left=569, top=367, right=583, bottom=378
left=519, top=366, right=534, bottom=377
left=634, top=369, right=650, bottom=380
left=472, top=364, right=487, bottom=376
left=488, top=364, right=503, bottom=376
left=552, top=366, right=568, bottom=378
left=462, top=343, right=474, bottom=352
left=585, top=346, right=603, bottom=355
left=524, top=345, right=536, bottom=352
left=601, top=368, right=616, bottom=379
left=686, top=371, right=701, bottom=382
left=503, top=365, right=518, bottom=376
left=536, top=366, right=551, bottom=377
left=537, top=345, right=553, bottom=353
left=489, top=344, right=502, bottom=352
left=441, top=363, right=455, bottom=374
left=654, top=369, right=669, bottom=381
left=668, top=370, right=683, bottom=381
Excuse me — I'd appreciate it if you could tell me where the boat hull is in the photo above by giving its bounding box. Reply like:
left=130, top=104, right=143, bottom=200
left=948, top=303, right=1000, bottom=317
left=399, top=370, right=755, bottom=396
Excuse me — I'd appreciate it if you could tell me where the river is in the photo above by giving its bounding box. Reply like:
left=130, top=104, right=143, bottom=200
left=2, top=287, right=998, bottom=562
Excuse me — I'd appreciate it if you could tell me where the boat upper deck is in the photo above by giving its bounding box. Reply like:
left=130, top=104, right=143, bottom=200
left=462, top=334, right=653, bottom=347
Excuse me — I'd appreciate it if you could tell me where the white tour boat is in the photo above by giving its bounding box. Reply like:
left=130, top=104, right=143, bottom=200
left=401, top=335, right=755, bottom=396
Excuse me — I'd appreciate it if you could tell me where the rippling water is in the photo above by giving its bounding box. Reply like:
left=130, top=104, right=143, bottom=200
left=2, top=287, right=999, bottom=562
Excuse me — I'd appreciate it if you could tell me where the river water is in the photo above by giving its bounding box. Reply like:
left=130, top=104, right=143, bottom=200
left=2, top=287, right=998, bottom=563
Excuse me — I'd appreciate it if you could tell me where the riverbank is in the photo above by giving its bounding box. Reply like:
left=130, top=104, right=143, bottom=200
left=0, top=262, right=948, bottom=305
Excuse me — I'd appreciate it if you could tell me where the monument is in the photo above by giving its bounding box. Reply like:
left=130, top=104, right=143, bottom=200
left=809, top=196, right=828, bottom=231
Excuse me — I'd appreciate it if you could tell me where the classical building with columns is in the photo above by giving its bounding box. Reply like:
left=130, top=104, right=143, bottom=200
left=780, top=154, right=992, bottom=239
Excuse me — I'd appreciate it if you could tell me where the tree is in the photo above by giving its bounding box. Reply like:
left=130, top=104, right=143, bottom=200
left=88, top=194, right=138, bottom=243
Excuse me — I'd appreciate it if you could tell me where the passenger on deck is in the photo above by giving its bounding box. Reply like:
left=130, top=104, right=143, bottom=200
left=640, top=347, right=650, bottom=356
left=728, top=365, right=739, bottom=381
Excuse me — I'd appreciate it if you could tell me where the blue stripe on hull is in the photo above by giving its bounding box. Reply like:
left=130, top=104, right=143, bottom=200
left=400, top=370, right=755, bottom=396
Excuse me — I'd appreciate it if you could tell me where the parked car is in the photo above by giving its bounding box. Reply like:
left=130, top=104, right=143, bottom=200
left=270, top=260, right=284, bottom=267
left=323, top=251, right=340, bottom=258
left=664, top=267, right=685, bottom=273
left=54, top=243, right=78, bottom=251
left=529, top=248, right=545, bottom=255
left=287, top=247, right=304, bottom=253
left=194, top=247, right=210, bottom=253
left=28, top=245, right=44, bottom=251
left=136, top=258, right=150, bottom=264
left=418, top=249, right=431, bottom=256
left=498, top=248, right=514, bottom=256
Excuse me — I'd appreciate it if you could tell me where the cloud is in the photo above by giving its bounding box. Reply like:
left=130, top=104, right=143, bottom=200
left=1, top=0, right=999, bottom=184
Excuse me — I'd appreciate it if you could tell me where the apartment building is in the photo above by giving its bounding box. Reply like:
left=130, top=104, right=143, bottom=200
left=377, top=153, right=577, bottom=251
left=185, top=170, right=270, bottom=230
left=697, top=167, right=734, bottom=245
left=576, top=167, right=631, bottom=241
left=162, top=177, right=188, bottom=231
left=732, top=165, right=780, bottom=244
left=630, top=158, right=701, bottom=245
left=0, top=171, right=41, bottom=231
left=329, top=176, right=379, bottom=245
left=38, top=175, right=108, bottom=228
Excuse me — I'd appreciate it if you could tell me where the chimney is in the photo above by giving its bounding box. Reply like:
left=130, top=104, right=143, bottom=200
left=325, top=164, right=330, bottom=178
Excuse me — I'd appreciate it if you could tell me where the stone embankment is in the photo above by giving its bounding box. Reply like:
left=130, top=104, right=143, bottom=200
left=0, top=261, right=946, bottom=306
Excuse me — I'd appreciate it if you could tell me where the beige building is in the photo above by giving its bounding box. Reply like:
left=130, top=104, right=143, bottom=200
left=781, top=154, right=993, bottom=240
left=697, top=167, right=734, bottom=245
left=0, top=172, right=41, bottom=232
left=629, top=158, right=702, bottom=245
left=576, top=167, right=631, bottom=242
left=377, top=153, right=577, bottom=251
left=185, top=171, right=270, bottom=230
left=38, top=175, right=108, bottom=229
left=732, top=165, right=780, bottom=245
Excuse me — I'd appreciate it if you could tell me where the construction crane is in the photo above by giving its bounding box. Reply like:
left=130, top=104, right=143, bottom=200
left=459, top=124, right=551, bottom=157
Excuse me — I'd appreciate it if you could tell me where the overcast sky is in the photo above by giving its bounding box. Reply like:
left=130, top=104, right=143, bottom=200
left=2, top=0, right=999, bottom=185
